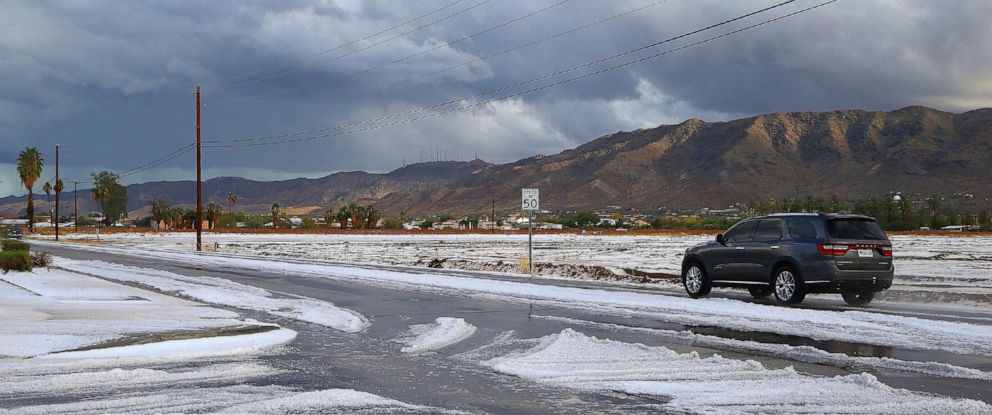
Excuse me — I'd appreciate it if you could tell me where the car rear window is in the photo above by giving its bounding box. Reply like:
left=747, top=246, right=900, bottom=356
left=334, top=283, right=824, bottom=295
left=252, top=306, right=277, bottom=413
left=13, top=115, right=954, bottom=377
left=786, top=217, right=820, bottom=240
left=826, top=219, right=886, bottom=240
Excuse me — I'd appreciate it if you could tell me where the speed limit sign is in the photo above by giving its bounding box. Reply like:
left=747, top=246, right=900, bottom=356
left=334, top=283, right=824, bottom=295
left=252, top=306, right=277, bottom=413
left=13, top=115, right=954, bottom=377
left=522, top=188, right=539, bottom=211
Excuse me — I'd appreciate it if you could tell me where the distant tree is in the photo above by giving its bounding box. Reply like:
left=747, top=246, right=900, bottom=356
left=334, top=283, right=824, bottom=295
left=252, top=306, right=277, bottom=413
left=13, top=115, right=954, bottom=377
left=323, top=209, right=337, bottom=229
left=300, top=217, right=318, bottom=229
left=205, top=203, right=223, bottom=229
left=365, top=205, right=380, bottom=229
left=828, top=195, right=843, bottom=213
left=336, top=206, right=351, bottom=229
left=420, top=220, right=434, bottom=230
left=42, top=181, right=53, bottom=222
left=151, top=200, right=171, bottom=229
left=349, top=203, right=367, bottom=230
left=270, top=203, right=280, bottom=228
left=90, top=171, right=128, bottom=226
left=182, top=208, right=196, bottom=229
left=16, top=147, right=44, bottom=231
left=382, top=217, right=404, bottom=229
left=227, top=193, right=238, bottom=211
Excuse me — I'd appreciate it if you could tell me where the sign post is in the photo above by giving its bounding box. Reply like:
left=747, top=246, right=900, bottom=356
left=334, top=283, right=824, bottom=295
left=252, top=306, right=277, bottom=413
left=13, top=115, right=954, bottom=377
left=521, top=188, right=539, bottom=274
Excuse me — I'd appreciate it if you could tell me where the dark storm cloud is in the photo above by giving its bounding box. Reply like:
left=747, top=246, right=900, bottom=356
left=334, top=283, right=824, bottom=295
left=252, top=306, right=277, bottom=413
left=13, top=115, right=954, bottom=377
left=1, top=0, right=989, bottom=196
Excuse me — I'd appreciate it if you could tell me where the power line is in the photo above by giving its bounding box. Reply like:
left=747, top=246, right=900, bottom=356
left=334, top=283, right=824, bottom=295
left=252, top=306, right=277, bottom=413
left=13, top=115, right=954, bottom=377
left=214, top=0, right=574, bottom=103
left=213, top=0, right=492, bottom=92
left=206, top=0, right=802, bottom=146
left=204, top=0, right=837, bottom=150
left=216, top=0, right=468, bottom=84
left=396, top=0, right=670, bottom=86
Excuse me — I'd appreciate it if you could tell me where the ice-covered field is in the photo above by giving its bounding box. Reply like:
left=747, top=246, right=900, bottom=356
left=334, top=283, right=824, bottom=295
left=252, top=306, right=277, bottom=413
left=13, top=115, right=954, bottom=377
left=56, top=232, right=992, bottom=304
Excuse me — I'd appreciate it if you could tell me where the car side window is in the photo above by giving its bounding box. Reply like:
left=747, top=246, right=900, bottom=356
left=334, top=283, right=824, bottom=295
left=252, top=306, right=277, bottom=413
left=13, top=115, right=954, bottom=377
left=786, top=217, right=820, bottom=240
left=753, top=219, right=784, bottom=241
left=724, top=221, right=757, bottom=243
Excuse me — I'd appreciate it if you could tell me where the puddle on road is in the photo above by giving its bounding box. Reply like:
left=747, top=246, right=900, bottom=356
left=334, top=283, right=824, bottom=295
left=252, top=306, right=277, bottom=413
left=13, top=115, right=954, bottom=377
left=578, top=312, right=992, bottom=371
left=690, top=325, right=894, bottom=358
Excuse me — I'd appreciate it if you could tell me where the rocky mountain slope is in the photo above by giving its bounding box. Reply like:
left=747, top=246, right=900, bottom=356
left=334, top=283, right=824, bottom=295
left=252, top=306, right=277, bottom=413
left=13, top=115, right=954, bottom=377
left=2, top=106, right=989, bottom=218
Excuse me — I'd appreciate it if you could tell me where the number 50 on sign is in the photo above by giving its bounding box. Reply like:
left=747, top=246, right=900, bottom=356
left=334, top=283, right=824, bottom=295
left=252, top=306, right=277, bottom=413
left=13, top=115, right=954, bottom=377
left=522, top=188, right=539, bottom=211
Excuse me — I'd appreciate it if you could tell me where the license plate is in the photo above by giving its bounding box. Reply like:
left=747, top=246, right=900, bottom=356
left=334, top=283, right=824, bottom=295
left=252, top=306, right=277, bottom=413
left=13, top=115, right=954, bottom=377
left=857, top=249, right=873, bottom=258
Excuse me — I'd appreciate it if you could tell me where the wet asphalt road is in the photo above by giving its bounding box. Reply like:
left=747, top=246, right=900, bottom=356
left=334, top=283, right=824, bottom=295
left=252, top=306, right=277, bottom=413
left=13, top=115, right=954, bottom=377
left=36, top=243, right=992, bottom=412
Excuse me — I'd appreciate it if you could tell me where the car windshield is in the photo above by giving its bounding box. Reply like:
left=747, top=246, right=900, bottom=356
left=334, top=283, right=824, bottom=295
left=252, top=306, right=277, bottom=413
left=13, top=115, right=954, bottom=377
left=826, top=219, right=886, bottom=240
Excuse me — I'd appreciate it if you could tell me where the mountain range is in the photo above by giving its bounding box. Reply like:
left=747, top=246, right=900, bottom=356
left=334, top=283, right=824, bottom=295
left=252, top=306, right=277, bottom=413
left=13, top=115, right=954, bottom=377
left=2, top=106, right=989, bottom=218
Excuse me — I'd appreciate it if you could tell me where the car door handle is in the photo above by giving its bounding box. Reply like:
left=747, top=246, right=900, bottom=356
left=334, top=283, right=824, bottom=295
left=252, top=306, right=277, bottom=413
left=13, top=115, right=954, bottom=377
left=735, top=247, right=745, bottom=250
left=770, top=245, right=780, bottom=249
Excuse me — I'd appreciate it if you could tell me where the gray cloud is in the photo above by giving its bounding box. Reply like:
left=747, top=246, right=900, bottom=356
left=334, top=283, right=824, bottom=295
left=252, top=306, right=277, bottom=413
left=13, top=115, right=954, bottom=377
left=2, top=0, right=989, bottom=197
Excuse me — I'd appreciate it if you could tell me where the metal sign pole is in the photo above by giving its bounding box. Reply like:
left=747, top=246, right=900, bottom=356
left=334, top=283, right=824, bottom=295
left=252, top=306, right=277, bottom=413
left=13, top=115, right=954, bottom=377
left=528, top=209, right=533, bottom=274
left=522, top=188, right=539, bottom=275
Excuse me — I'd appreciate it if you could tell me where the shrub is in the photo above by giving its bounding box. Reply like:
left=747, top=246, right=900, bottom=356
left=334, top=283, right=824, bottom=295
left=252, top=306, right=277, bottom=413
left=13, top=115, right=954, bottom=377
left=0, top=251, right=32, bottom=273
left=1, top=240, right=30, bottom=252
left=31, top=251, right=52, bottom=268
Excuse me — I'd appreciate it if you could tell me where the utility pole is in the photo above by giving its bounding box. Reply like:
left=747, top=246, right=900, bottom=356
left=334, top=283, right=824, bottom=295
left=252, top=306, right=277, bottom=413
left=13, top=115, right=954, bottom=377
left=55, top=144, right=60, bottom=241
left=73, top=181, right=78, bottom=233
left=195, top=86, right=202, bottom=252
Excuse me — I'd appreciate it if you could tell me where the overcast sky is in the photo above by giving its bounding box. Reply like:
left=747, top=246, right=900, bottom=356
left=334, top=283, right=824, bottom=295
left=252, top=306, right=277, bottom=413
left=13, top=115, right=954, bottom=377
left=2, top=0, right=990, bottom=197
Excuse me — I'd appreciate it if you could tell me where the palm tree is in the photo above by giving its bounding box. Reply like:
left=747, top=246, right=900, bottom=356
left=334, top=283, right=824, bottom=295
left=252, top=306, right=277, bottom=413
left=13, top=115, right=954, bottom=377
left=151, top=200, right=171, bottom=229
left=205, top=203, right=222, bottom=229
left=227, top=193, right=238, bottom=211
left=42, top=181, right=53, bottom=223
left=271, top=203, right=280, bottom=228
left=348, top=203, right=367, bottom=230
left=365, top=205, right=380, bottom=229
left=336, top=206, right=351, bottom=229
left=16, top=148, right=44, bottom=231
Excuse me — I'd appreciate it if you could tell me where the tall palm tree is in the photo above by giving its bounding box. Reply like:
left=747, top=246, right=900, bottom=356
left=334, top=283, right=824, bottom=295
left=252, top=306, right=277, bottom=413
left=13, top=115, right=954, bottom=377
left=42, top=181, right=53, bottom=223
left=17, top=148, right=44, bottom=231
left=227, top=193, right=238, bottom=211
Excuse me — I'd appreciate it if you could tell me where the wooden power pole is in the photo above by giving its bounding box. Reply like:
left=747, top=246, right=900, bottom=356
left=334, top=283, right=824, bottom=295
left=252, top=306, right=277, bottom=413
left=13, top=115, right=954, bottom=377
left=195, top=86, right=202, bottom=252
left=55, top=144, right=60, bottom=241
left=73, top=181, right=78, bottom=233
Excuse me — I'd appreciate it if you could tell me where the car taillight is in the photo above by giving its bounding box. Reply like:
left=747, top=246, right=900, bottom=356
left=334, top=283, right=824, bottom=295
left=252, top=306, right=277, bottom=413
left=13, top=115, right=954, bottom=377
left=880, top=246, right=893, bottom=257
left=818, top=243, right=850, bottom=256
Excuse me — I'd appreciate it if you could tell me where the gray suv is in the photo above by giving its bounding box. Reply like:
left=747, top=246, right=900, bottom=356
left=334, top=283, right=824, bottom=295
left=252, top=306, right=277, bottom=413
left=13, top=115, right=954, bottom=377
left=681, top=214, right=893, bottom=306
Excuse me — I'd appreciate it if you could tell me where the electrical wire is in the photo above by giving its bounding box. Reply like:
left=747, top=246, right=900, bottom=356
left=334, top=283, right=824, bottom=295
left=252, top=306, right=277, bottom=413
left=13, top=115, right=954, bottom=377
left=206, top=0, right=801, bottom=145
left=204, top=0, right=837, bottom=149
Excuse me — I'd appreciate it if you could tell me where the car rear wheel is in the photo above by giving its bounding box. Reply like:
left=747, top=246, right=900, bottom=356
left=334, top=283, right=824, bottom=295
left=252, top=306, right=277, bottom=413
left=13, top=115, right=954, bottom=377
left=748, top=287, right=771, bottom=299
left=683, top=263, right=711, bottom=298
left=841, top=291, right=874, bottom=307
left=773, top=267, right=806, bottom=304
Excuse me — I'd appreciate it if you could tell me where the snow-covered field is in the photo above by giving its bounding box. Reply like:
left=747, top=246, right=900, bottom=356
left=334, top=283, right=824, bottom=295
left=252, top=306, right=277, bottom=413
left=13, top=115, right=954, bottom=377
left=52, top=232, right=992, bottom=305
left=47, top=245, right=992, bottom=358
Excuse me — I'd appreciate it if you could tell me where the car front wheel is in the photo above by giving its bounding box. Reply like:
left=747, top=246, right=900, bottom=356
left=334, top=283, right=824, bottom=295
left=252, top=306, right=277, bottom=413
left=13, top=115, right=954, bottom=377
left=842, top=291, right=874, bottom=307
left=683, top=263, right=711, bottom=298
left=773, top=267, right=806, bottom=304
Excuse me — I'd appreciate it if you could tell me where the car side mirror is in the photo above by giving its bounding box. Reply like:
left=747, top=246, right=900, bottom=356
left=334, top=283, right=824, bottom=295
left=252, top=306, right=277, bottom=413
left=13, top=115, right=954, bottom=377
left=716, top=233, right=726, bottom=245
